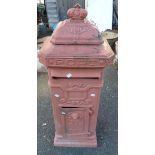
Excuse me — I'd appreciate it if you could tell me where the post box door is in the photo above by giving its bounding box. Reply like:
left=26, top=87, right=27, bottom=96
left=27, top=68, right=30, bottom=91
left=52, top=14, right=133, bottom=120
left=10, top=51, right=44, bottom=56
left=60, top=107, right=91, bottom=137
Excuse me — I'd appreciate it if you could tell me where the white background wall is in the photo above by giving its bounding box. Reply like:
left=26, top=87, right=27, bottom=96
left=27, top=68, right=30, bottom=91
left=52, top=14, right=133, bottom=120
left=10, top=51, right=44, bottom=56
left=37, top=0, right=44, bottom=4
left=86, top=0, right=113, bottom=32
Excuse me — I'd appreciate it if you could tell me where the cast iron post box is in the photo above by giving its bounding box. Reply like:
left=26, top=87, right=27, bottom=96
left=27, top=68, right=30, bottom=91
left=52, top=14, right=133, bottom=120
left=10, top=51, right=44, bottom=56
left=38, top=4, right=114, bottom=147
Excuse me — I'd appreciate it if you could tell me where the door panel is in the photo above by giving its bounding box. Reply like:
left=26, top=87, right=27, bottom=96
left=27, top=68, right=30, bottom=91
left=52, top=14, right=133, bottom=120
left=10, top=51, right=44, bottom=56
left=61, top=107, right=90, bottom=136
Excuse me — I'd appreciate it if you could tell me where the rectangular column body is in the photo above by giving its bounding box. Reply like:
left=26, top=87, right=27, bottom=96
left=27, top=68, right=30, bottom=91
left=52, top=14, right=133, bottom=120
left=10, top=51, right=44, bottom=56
left=48, top=68, right=104, bottom=147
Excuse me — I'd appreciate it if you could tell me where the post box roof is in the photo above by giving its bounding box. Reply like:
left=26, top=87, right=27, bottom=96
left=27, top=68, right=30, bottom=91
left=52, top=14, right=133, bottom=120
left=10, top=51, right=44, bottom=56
left=50, top=4, right=103, bottom=45
left=38, top=4, right=114, bottom=68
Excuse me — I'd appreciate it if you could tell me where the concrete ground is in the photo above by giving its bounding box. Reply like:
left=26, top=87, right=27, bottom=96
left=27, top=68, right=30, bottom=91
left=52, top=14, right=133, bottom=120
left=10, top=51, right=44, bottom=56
left=37, top=65, right=118, bottom=155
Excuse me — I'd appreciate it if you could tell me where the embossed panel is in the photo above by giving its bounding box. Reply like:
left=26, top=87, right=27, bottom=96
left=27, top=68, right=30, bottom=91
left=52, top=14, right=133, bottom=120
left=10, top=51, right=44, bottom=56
left=68, top=91, right=87, bottom=100
left=50, top=68, right=102, bottom=107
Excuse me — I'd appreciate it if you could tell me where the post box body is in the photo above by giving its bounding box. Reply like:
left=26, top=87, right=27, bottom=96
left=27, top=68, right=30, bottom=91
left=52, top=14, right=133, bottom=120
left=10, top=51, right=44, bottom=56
left=38, top=4, right=114, bottom=147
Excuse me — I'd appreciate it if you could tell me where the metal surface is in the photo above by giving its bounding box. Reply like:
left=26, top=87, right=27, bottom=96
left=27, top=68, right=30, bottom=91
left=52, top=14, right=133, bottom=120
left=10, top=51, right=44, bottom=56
left=38, top=4, right=114, bottom=147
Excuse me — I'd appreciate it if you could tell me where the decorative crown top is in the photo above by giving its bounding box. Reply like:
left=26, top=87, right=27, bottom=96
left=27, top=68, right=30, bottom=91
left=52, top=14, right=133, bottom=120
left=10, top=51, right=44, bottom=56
left=67, top=3, right=88, bottom=20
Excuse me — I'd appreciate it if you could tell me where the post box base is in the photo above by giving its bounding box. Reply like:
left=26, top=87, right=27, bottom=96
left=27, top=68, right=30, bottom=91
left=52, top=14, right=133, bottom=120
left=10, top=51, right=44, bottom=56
left=54, top=136, right=97, bottom=147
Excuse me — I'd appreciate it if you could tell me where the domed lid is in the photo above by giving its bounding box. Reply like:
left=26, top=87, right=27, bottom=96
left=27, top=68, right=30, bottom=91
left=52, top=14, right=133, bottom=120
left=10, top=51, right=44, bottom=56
left=50, top=4, right=103, bottom=45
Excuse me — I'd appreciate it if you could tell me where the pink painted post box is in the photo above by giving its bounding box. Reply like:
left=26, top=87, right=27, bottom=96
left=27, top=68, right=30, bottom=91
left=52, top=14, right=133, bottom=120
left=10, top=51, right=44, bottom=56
left=38, top=4, right=114, bottom=147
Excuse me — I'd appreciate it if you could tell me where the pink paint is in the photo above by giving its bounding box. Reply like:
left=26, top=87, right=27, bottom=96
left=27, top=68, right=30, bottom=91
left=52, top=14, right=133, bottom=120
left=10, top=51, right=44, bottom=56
left=38, top=4, right=114, bottom=147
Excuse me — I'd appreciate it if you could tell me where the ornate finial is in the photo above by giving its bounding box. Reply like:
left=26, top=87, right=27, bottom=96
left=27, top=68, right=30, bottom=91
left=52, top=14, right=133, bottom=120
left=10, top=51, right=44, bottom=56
left=67, top=3, right=88, bottom=20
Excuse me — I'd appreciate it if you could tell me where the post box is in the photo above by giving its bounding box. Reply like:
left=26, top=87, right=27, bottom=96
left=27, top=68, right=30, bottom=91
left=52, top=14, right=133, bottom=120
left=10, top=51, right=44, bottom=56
left=38, top=4, right=114, bottom=147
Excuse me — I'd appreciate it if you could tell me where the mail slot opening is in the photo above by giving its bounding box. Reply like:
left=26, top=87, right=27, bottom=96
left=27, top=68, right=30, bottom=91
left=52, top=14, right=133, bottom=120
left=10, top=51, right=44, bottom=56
left=52, top=76, right=99, bottom=79
left=62, top=107, right=79, bottom=108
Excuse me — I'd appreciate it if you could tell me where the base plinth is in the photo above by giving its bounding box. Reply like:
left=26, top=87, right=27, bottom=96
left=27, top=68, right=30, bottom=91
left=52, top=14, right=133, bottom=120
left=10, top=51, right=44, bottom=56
left=54, top=135, right=97, bottom=147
